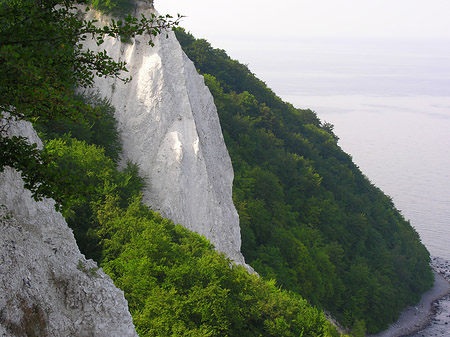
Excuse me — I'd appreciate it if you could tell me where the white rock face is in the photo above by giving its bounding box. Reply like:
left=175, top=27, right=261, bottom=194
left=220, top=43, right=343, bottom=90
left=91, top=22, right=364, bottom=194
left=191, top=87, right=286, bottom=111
left=0, top=120, right=138, bottom=337
left=85, top=2, right=248, bottom=267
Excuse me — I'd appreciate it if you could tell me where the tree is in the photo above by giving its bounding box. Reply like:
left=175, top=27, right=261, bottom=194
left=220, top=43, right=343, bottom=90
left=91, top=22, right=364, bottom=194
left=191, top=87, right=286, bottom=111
left=175, top=28, right=433, bottom=332
left=0, top=0, right=180, bottom=204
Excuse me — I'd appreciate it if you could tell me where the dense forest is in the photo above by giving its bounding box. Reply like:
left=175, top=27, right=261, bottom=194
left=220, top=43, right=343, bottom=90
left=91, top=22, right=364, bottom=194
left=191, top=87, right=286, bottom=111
left=174, top=29, right=434, bottom=333
left=0, top=0, right=434, bottom=335
left=1, top=1, right=343, bottom=336
left=35, top=103, right=340, bottom=336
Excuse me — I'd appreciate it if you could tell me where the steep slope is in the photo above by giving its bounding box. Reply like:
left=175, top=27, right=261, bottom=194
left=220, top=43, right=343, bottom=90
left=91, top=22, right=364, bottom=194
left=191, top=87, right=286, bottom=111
left=0, top=119, right=137, bottom=336
left=175, top=29, right=434, bottom=333
left=83, top=1, right=247, bottom=267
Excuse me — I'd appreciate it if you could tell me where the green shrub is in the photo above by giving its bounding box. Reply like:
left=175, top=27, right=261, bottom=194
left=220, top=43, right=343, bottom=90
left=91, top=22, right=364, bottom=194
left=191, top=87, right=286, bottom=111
left=89, top=0, right=134, bottom=17
left=96, top=195, right=338, bottom=337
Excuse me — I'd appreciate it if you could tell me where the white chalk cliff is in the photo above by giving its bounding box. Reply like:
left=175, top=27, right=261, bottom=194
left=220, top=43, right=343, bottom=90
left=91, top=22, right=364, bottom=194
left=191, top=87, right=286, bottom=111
left=0, top=1, right=250, bottom=334
left=85, top=1, right=248, bottom=267
left=0, top=119, right=138, bottom=337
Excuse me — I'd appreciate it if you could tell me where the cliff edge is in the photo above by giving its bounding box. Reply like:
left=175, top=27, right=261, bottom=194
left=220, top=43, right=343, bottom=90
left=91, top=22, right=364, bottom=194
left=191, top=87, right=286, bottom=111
left=85, top=3, right=248, bottom=267
left=0, top=119, right=138, bottom=337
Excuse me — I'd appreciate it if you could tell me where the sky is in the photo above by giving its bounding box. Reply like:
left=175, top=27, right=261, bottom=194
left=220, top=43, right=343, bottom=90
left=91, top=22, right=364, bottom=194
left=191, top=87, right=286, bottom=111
left=153, top=1, right=450, bottom=259
left=156, top=0, right=450, bottom=99
left=157, top=0, right=450, bottom=47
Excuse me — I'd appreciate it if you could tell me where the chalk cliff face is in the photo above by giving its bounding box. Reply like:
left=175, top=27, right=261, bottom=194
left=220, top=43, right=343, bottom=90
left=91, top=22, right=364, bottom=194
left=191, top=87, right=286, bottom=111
left=85, top=2, right=248, bottom=267
left=0, top=120, right=138, bottom=337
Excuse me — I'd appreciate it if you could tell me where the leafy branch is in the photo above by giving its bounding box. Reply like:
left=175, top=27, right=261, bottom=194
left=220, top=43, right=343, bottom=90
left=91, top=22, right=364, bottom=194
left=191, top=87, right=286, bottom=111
left=0, top=0, right=181, bottom=207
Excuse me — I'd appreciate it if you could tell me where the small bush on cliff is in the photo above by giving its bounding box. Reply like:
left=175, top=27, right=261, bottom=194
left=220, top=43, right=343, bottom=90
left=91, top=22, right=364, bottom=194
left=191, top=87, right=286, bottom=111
left=41, top=136, right=144, bottom=260
left=90, top=0, right=134, bottom=17
left=37, top=92, right=122, bottom=162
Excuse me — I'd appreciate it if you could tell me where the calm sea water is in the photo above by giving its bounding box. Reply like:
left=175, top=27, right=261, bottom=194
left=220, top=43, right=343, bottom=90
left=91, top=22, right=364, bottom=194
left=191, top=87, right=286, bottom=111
left=227, top=37, right=450, bottom=260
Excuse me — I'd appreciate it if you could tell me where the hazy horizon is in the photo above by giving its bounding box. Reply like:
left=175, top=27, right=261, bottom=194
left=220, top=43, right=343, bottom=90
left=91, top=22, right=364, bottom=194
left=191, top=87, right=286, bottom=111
left=229, top=37, right=450, bottom=260
left=158, top=1, right=450, bottom=259
left=158, top=0, right=450, bottom=40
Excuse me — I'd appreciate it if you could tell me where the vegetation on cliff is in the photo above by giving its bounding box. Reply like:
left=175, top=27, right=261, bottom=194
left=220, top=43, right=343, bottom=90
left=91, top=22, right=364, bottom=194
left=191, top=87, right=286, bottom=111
left=37, top=97, right=340, bottom=336
left=1, top=2, right=341, bottom=335
left=175, top=28, right=433, bottom=333
left=0, top=0, right=178, bottom=205
left=0, top=0, right=433, bottom=335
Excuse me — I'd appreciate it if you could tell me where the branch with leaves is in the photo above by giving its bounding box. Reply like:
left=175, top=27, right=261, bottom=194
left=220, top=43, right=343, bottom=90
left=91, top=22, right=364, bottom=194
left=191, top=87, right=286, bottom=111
left=0, top=0, right=180, bottom=206
left=0, top=0, right=181, bottom=123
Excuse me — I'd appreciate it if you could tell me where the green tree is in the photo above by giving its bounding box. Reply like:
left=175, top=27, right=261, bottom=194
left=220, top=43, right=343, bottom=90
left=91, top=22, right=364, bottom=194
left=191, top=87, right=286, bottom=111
left=90, top=0, right=134, bottom=16
left=96, top=195, right=341, bottom=337
left=37, top=92, right=123, bottom=162
left=0, top=0, right=179, bottom=205
left=175, top=28, right=433, bottom=333
left=42, top=136, right=144, bottom=259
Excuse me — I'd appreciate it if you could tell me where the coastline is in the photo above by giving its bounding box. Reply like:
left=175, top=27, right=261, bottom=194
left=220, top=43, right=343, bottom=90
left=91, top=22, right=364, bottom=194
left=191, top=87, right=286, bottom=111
left=369, top=257, right=450, bottom=337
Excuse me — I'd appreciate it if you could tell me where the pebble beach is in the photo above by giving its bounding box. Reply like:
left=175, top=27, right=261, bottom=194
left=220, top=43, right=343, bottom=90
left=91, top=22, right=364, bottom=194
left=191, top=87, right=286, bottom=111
left=369, top=257, right=450, bottom=337
left=408, top=257, right=450, bottom=337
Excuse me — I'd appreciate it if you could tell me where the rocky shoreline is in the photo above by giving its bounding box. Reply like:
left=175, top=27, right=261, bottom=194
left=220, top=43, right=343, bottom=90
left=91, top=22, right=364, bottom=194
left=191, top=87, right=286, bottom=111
left=408, top=257, right=450, bottom=337
left=369, top=257, right=450, bottom=337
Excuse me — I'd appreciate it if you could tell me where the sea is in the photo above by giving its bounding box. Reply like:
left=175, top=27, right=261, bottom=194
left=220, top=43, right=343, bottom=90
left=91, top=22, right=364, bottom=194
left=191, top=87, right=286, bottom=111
left=224, top=37, right=450, bottom=261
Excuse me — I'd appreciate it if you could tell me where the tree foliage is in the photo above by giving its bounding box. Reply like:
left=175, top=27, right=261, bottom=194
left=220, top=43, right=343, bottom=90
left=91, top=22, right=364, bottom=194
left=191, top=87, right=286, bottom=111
left=89, top=0, right=134, bottom=17
left=0, top=2, right=342, bottom=329
left=0, top=0, right=179, bottom=204
left=0, top=0, right=433, bottom=334
left=36, top=91, right=123, bottom=162
left=39, top=98, right=341, bottom=337
left=175, top=27, right=433, bottom=333
left=96, top=195, right=339, bottom=337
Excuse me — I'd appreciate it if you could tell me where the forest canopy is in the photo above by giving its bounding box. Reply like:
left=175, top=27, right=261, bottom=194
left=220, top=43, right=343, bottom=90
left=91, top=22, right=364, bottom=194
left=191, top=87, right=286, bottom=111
left=0, top=1, right=343, bottom=336
left=0, top=0, right=434, bottom=335
left=175, top=28, right=434, bottom=333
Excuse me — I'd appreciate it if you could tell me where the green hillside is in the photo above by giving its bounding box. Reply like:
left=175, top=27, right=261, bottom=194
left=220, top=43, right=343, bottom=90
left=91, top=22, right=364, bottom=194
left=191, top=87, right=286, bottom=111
left=175, top=28, right=433, bottom=333
left=1, top=1, right=433, bottom=335
left=0, top=2, right=344, bottom=334
left=35, top=83, right=341, bottom=337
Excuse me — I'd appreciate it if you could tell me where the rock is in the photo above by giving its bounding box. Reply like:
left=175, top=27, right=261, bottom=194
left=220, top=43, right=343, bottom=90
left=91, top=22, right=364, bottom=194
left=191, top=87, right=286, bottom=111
left=0, top=119, right=137, bottom=337
left=83, top=2, right=250, bottom=269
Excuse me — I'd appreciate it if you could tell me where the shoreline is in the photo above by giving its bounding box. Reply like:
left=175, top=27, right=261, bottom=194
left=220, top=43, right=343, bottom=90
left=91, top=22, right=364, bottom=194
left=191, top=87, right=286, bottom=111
left=369, top=257, right=450, bottom=337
